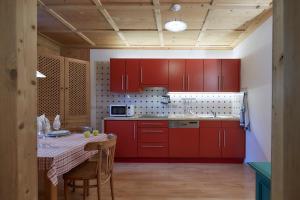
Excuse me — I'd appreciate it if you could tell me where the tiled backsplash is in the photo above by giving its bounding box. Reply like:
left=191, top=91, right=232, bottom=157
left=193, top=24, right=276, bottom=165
left=96, top=62, right=243, bottom=129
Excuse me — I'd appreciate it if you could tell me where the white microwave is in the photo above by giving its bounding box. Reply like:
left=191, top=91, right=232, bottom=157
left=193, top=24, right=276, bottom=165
left=109, top=105, right=135, bottom=117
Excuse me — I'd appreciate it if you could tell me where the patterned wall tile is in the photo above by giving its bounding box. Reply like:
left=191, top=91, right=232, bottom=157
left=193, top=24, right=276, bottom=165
left=96, top=62, right=243, bottom=129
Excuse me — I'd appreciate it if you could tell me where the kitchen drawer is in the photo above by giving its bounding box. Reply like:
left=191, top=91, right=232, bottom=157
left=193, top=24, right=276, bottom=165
left=222, top=121, right=241, bottom=128
left=138, top=120, right=168, bottom=128
left=138, top=128, right=168, bottom=143
left=138, top=143, right=169, bottom=158
left=200, top=120, right=222, bottom=128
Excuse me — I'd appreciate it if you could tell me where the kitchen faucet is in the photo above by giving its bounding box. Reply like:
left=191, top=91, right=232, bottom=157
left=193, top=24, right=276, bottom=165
left=210, top=110, right=217, bottom=118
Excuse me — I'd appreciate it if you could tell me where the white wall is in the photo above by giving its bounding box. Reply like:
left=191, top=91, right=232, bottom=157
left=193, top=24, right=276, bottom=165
left=90, top=17, right=272, bottom=162
left=233, top=17, right=273, bottom=162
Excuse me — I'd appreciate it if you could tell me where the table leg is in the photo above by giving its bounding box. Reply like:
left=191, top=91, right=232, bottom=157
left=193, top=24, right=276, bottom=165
left=38, top=171, right=58, bottom=200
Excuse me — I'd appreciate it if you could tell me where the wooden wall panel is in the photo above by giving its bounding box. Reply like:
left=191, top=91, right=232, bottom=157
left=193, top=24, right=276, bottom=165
left=61, top=47, right=90, bottom=61
left=0, top=0, right=37, bottom=199
left=38, top=34, right=61, bottom=55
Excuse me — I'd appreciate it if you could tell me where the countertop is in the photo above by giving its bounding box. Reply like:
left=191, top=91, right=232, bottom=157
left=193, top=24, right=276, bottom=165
left=104, top=114, right=240, bottom=121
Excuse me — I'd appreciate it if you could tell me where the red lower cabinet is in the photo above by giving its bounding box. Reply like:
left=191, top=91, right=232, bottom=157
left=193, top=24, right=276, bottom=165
left=104, top=120, right=138, bottom=158
left=222, top=127, right=245, bottom=158
left=138, top=143, right=169, bottom=158
left=199, top=127, right=222, bottom=158
left=169, top=128, right=199, bottom=158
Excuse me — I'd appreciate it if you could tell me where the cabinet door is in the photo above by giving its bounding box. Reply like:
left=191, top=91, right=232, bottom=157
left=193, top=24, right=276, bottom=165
left=37, top=55, right=65, bottom=125
left=140, top=59, right=169, bottom=86
left=203, top=59, right=221, bottom=92
left=168, top=59, right=186, bottom=92
left=105, top=120, right=138, bottom=158
left=222, top=127, right=245, bottom=158
left=199, top=128, right=222, bottom=158
left=221, top=59, right=240, bottom=92
left=64, top=58, right=90, bottom=130
left=169, top=128, right=199, bottom=158
left=110, top=59, right=126, bottom=92
left=186, top=60, right=204, bottom=92
left=126, top=59, right=141, bottom=92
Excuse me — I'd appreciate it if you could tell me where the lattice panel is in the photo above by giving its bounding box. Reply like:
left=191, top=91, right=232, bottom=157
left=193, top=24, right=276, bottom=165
left=67, top=61, right=88, bottom=116
left=37, top=55, right=64, bottom=122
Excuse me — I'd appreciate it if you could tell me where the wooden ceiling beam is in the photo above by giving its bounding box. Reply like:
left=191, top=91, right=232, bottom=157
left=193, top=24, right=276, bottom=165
left=38, top=0, right=96, bottom=46
left=231, top=8, right=273, bottom=47
left=152, top=0, right=164, bottom=46
left=47, top=3, right=272, bottom=11
left=91, top=0, right=129, bottom=46
left=195, top=3, right=211, bottom=47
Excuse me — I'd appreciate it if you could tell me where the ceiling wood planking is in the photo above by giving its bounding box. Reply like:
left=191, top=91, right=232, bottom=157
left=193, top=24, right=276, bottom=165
left=152, top=0, right=164, bottom=46
left=37, top=0, right=273, bottom=49
left=38, top=0, right=96, bottom=46
left=91, top=0, right=130, bottom=46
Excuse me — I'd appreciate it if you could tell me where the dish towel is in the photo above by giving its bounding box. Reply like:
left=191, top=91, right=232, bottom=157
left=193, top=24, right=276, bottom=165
left=240, top=92, right=251, bottom=131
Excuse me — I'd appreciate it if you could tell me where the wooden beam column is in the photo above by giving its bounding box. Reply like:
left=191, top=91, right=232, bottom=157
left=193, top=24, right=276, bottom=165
left=272, top=0, right=300, bottom=199
left=0, top=0, right=38, bottom=200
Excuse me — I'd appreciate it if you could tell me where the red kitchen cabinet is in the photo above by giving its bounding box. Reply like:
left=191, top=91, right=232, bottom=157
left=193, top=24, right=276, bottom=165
left=199, top=127, right=222, bottom=158
left=169, top=128, right=199, bottom=158
left=222, top=121, right=245, bottom=158
left=110, top=59, right=141, bottom=93
left=203, top=59, right=221, bottom=92
left=186, top=60, right=204, bottom=92
left=199, top=120, right=245, bottom=159
left=140, top=59, right=169, bottom=87
left=168, top=59, right=186, bottom=91
left=221, top=59, right=240, bottom=92
left=104, top=120, right=138, bottom=158
left=110, top=59, right=126, bottom=92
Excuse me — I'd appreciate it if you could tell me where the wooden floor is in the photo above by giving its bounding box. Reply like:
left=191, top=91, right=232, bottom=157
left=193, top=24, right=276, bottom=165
left=58, top=163, right=255, bottom=200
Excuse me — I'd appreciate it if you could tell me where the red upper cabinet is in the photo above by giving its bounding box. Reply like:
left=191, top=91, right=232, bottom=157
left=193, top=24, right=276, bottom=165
left=186, top=60, right=204, bottom=92
left=104, top=120, right=138, bottom=158
left=126, top=59, right=141, bottom=92
left=168, top=59, right=186, bottom=92
left=110, top=59, right=126, bottom=92
left=110, top=59, right=141, bottom=93
left=203, top=59, right=222, bottom=92
left=140, top=59, right=169, bottom=87
left=221, top=59, right=240, bottom=92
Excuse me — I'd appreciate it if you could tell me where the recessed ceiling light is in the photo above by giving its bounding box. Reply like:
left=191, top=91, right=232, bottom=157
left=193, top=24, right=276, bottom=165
left=165, top=20, right=187, bottom=32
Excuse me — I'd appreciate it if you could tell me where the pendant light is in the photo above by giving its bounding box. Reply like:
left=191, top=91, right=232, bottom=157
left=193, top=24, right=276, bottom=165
left=164, top=4, right=187, bottom=32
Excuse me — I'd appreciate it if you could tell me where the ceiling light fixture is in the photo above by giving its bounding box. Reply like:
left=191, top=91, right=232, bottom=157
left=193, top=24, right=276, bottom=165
left=165, top=4, right=187, bottom=32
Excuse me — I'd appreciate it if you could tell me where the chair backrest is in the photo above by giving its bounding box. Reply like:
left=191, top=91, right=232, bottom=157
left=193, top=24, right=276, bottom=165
left=84, top=134, right=117, bottom=180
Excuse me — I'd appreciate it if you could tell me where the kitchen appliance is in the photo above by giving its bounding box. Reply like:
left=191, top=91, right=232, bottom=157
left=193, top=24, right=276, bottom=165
left=109, top=105, right=135, bottom=117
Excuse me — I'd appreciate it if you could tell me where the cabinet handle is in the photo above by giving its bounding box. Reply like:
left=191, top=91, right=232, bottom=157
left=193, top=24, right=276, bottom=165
left=121, top=75, right=124, bottom=90
left=140, top=68, right=143, bottom=83
left=187, top=75, right=190, bottom=91
left=182, top=75, right=185, bottom=90
left=218, top=130, right=221, bottom=148
left=217, top=76, right=220, bottom=91
left=133, top=123, right=136, bottom=140
left=126, top=75, right=129, bottom=90
left=142, top=130, right=164, bottom=133
left=223, top=129, right=226, bottom=147
left=141, top=145, right=165, bottom=148
left=221, top=76, right=224, bottom=91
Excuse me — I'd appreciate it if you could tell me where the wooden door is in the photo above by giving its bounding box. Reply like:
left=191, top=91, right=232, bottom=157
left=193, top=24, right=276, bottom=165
left=169, top=128, right=199, bottom=158
left=221, top=59, right=241, bottom=92
left=168, top=59, right=186, bottom=92
left=199, top=128, right=222, bottom=158
left=140, top=59, right=169, bottom=86
left=222, top=127, right=245, bottom=158
left=110, top=59, right=126, bottom=92
left=125, top=59, right=141, bottom=92
left=64, top=58, right=90, bottom=130
left=105, top=120, right=138, bottom=158
left=37, top=54, right=65, bottom=125
left=186, top=59, right=204, bottom=92
left=203, top=59, right=221, bottom=92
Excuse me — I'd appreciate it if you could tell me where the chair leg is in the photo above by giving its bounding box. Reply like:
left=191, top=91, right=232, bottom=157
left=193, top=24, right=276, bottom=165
left=110, top=176, right=115, bottom=200
left=97, top=178, right=101, bottom=200
left=87, top=180, right=89, bottom=196
left=83, top=180, right=87, bottom=200
left=72, top=180, right=75, bottom=192
left=64, top=179, right=68, bottom=200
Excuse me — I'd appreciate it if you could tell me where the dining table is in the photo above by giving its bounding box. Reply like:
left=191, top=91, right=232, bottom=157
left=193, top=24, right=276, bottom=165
left=38, top=133, right=108, bottom=200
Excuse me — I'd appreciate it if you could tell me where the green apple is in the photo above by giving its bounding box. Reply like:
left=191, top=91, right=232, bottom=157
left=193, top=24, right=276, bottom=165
left=83, top=131, right=91, bottom=138
left=93, top=130, right=99, bottom=136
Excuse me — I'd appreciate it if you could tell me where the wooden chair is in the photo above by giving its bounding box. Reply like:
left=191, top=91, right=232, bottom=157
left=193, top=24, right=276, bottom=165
left=63, top=134, right=117, bottom=200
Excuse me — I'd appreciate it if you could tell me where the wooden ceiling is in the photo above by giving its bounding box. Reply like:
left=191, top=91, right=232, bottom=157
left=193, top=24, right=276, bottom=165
left=37, top=0, right=273, bottom=50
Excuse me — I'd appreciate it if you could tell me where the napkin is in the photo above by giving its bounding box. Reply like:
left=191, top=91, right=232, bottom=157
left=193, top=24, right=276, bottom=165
left=53, top=115, right=61, bottom=130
